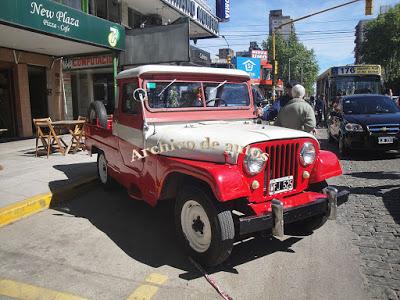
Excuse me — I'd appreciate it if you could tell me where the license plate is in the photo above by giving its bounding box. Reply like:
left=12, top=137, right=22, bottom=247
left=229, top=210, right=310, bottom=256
left=269, top=176, right=294, bottom=195
left=378, top=136, right=394, bottom=144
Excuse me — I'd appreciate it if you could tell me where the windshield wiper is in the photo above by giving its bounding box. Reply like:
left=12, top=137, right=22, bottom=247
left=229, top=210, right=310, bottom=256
left=210, top=80, right=227, bottom=94
left=158, top=79, right=177, bottom=97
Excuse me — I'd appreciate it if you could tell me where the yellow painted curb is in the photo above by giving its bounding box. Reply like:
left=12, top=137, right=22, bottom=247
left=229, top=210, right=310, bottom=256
left=0, top=176, right=97, bottom=228
left=0, top=278, right=88, bottom=300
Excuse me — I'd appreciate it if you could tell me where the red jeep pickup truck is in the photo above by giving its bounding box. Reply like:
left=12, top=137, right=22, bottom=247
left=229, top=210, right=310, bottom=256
left=85, top=65, right=349, bottom=266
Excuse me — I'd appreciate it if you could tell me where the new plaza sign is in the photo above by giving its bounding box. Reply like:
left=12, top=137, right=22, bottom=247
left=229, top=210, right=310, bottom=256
left=0, top=0, right=125, bottom=51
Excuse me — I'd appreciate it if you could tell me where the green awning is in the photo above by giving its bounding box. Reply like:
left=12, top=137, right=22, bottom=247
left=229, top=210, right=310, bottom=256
left=0, top=0, right=125, bottom=54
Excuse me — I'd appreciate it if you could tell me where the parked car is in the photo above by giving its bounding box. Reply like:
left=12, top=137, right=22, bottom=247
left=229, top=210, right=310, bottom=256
left=85, top=65, right=348, bottom=266
left=327, top=94, right=400, bottom=156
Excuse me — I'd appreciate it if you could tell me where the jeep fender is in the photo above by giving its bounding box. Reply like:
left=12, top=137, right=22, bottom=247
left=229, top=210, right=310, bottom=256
left=157, top=157, right=251, bottom=202
left=309, top=150, right=342, bottom=183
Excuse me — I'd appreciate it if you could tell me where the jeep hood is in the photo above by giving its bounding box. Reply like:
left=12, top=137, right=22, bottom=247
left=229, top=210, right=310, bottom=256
left=145, top=121, right=316, bottom=164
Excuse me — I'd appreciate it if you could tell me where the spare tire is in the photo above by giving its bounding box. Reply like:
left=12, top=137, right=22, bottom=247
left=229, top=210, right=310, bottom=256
left=87, top=101, right=108, bottom=129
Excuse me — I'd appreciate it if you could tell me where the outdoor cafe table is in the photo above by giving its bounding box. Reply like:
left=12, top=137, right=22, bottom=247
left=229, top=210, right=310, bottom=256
left=51, top=120, right=85, bottom=155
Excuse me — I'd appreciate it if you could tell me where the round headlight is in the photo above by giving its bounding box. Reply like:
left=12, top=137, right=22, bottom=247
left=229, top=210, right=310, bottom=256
left=300, top=142, right=316, bottom=167
left=243, top=147, right=267, bottom=176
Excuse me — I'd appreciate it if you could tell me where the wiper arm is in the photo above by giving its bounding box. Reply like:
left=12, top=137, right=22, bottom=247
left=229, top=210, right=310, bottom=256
left=210, top=80, right=227, bottom=94
left=158, top=79, right=177, bottom=97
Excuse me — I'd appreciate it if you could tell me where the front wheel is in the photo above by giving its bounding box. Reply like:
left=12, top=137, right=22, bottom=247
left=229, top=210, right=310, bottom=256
left=175, top=185, right=235, bottom=267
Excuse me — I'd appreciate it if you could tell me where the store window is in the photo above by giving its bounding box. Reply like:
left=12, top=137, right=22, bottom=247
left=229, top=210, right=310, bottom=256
left=93, top=74, right=115, bottom=115
left=122, top=82, right=139, bottom=114
left=54, top=0, right=82, bottom=10
left=93, top=0, right=120, bottom=23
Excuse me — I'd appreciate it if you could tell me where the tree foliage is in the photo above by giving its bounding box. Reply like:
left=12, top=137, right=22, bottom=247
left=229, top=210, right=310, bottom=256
left=262, top=33, right=319, bottom=95
left=360, top=4, right=400, bottom=91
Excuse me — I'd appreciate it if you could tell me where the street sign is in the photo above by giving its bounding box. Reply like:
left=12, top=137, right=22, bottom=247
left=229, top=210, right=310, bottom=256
left=251, top=50, right=268, bottom=62
left=236, top=57, right=261, bottom=79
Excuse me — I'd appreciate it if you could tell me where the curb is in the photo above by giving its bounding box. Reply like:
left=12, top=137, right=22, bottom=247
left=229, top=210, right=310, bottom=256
left=0, top=176, right=98, bottom=228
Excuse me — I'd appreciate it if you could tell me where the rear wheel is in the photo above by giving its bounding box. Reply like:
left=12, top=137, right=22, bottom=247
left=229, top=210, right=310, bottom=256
left=87, top=101, right=108, bottom=128
left=175, top=185, right=235, bottom=267
left=97, top=152, right=113, bottom=189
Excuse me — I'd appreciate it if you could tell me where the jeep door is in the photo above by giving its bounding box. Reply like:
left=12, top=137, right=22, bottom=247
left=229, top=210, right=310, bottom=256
left=114, top=79, right=145, bottom=177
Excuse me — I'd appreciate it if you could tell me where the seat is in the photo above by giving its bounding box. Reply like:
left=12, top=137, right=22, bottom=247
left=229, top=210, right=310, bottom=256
left=33, top=118, right=52, bottom=158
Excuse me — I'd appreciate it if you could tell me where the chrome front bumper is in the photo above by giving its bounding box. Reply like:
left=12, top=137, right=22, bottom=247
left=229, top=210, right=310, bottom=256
left=239, top=187, right=350, bottom=237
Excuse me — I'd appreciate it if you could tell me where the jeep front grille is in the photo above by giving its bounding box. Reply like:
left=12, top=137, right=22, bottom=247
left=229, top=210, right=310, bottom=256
left=264, top=142, right=300, bottom=195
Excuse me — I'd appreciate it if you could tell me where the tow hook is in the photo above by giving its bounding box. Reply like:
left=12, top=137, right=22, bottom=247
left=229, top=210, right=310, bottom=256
left=324, top=186, right=338, bottom=220
left=271, top=199, right=284, bottom=238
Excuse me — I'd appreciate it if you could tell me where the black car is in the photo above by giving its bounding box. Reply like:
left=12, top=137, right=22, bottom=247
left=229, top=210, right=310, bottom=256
left=327, top=94, right=400, bottom=155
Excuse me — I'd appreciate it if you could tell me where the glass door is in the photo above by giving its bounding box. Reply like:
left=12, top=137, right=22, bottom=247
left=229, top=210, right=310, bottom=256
left=0, top=69, right=16, bottom=139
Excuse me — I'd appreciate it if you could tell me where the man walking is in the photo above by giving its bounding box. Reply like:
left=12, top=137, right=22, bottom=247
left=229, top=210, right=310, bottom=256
left=274, top=84, right=316, bottom=133
left=257, top=80, right=299, bottom=121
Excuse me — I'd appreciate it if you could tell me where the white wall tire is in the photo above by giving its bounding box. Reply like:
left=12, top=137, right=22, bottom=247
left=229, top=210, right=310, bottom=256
left=180, top=200, right=212, bottom=253
left=97, top=152, right=113, bottom=188
left=175, top=185, right=235, bottom=267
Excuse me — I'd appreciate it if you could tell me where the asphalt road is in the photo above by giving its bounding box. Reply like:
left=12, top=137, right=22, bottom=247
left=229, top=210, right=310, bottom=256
left=0, top=129, right=399, bottom=300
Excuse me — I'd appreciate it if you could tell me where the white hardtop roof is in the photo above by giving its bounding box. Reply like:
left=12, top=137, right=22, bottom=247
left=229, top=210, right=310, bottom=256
left=117, top=65, right=250, bottom=80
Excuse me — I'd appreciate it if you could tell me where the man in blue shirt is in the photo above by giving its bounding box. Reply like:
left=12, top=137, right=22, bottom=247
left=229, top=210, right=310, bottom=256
left=257, top=80, right=299, bottom=121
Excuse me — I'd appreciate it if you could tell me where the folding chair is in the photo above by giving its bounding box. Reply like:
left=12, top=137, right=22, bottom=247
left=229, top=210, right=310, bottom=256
left=47, top=121, right=66, bottom=156
left=33, top=118, right=52, bottom=158
left=68, top=117, right=86, bottom=154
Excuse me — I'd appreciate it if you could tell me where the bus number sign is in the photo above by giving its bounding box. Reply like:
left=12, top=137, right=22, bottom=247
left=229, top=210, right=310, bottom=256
left=333, top=65, right=381, bottom=76
left=338, top=66, right=356, bottom=75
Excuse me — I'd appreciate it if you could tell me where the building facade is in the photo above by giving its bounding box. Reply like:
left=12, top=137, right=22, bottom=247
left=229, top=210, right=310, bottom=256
left=0, top=0, right=125, bottom=139
left=269, top=9, right=294, bottom=40
left=354, top=19, right=372, bottom=64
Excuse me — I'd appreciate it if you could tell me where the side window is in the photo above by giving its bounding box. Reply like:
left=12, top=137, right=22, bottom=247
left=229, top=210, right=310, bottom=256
left=122, top=82, right=139, bottom=114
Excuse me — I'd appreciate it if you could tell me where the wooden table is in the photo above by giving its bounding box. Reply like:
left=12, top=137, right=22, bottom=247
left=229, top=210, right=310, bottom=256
left=51, top=120, right=86, bottom=155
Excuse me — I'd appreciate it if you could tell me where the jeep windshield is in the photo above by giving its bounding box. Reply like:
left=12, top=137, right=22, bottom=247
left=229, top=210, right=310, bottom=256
left=146, top=81, right=250, bottom=109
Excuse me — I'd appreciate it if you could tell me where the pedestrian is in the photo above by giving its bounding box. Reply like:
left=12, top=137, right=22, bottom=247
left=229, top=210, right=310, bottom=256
left=315, top=95, right=325, bottom=128
left=274, top=84, right=316, bottom=133
left=256, top=80, right=299, bottom=121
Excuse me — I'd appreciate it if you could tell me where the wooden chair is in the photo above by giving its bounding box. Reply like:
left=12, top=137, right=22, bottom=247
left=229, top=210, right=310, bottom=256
left=68, top=116, right=86, bottom=153
left=47, top=121, right=67, bottom=156
left=33, top=118, right=52, bottom=158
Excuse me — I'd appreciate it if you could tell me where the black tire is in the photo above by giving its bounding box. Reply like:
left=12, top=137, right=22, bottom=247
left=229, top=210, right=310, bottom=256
left=338, top=133, right=349, bottom=157
left=175, top=185, right=235, bottom=267
left=87, top=101, right=108, bottom=129
left=97, top=152, right=114, bottom=189
left=328, top=130, right=334, bottom=144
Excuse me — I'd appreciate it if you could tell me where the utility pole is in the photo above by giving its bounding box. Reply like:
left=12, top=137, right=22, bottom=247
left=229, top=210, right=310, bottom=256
left=221, top=35, right=231, bottom=69
left=271, top=0, right=365, bottom=100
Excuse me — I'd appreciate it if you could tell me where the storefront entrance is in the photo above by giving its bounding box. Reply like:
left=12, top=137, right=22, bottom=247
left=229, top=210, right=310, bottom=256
left=0, top=68, right=16, bottom=139
left=28, top=66, right=48, bottom=122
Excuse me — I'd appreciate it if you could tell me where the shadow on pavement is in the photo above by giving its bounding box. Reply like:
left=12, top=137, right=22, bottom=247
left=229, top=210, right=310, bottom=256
left=52, top=185, right=303, bottom=279
left=349, top=171, right=400, bottom=180
left=383, top=188, right=400, bottom=225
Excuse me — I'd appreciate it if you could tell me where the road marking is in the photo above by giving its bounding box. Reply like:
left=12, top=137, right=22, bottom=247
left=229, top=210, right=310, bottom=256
left=145, top=273, right=168, bottom=285
left=127, top=273, right=168, bottom=300
left=0, top=278, right=87, bottom=300
left=127, top=284, right=159, bottom=300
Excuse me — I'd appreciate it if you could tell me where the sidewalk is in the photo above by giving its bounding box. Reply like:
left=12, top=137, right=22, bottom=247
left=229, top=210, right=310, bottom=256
left=0, top=138, right=97, bottom=224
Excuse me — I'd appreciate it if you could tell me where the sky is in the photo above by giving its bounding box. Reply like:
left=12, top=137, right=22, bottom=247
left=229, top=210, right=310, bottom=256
left=194, top=0, right=400, bottom=74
